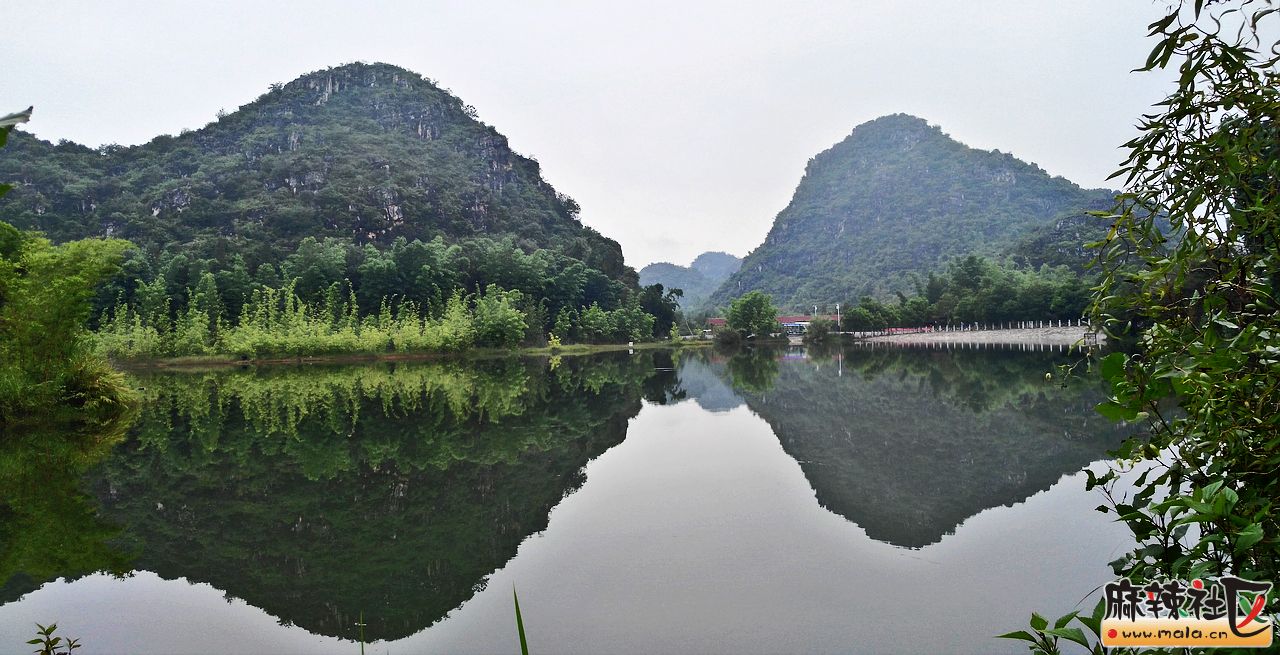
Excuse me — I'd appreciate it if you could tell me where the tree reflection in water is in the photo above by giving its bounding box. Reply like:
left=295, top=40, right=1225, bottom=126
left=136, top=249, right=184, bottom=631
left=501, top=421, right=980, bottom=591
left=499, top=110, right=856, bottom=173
left=2, top=345, right=1127, bottom=644
left=2, top=353, right=671, bottom=642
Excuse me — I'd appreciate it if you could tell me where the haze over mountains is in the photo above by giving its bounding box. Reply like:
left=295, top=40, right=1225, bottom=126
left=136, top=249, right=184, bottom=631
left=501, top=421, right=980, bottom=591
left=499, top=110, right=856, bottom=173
left=707, top=114, right=1115, bottom=311
left=638, top=251, right=741, bottom=311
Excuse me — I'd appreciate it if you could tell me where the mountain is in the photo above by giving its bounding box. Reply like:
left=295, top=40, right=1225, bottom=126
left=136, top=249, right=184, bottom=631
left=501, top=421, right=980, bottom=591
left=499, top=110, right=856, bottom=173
left=707, top=114, right=1115, bottom=310
left=688, top=250, right=742, bottom=281
left=1004, top=203, right=1118, bottom=271
left=638, top=251, right=741, bottom=311
left=0, top=62, right=632, bottom=285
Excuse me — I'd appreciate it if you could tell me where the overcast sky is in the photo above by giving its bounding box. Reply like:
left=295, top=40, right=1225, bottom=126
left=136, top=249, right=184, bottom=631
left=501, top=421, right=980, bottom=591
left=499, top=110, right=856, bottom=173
left=2, top=1, right=1176, bottom=268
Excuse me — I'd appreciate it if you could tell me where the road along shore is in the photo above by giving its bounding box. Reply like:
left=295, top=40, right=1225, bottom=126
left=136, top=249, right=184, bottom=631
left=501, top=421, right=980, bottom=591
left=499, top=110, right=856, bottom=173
left=859, top=326, right=1100, bottom=346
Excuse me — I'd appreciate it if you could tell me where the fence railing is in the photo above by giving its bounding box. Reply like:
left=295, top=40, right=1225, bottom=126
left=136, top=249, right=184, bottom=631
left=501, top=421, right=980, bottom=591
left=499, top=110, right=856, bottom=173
left=840, top=317, right=1089, bottom=338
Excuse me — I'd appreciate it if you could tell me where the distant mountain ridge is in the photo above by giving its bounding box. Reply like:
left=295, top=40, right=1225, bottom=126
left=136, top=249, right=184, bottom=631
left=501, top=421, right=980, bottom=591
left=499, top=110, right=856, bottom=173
left=0, top=62, right=634, bottom=284
left=708, top=114, right=1115, bottom=310
left=639, top=251, right=742, bottom=311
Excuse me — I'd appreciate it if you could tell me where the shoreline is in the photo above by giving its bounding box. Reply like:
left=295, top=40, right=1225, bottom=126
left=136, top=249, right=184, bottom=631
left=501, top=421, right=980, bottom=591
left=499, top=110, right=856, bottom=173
left=859, top=326, right=1100, bottom=346
left=111, top=340, right=711, bottom=371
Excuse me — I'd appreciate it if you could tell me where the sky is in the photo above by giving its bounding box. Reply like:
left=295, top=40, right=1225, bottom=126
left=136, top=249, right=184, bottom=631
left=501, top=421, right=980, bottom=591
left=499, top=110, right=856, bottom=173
left=2, top=1, right=1177, bottom=268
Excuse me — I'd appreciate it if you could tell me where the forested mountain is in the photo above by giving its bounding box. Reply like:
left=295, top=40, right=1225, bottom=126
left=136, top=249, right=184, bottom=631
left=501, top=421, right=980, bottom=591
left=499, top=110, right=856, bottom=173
left=0, top=63, right=672, bottom=348
left=689, top=251, right=742, bottom=281
left=1003, top=203, right=1118, bottom=271
left=707, top=114, right=1115, bottom=310
left=0, top=62, right=630, bottom=281
left=638, top=251, right=741, bottom=311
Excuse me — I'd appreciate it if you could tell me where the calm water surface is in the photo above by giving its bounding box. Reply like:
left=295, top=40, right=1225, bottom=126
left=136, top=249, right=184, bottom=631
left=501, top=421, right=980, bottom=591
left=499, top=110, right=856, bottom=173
left=0, top=345, right=1133, bottom=653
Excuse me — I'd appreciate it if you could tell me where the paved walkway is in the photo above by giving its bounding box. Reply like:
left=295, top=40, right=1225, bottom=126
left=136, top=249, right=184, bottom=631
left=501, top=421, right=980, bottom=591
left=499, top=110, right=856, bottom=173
left=862, top=326, right=1099, bottom=346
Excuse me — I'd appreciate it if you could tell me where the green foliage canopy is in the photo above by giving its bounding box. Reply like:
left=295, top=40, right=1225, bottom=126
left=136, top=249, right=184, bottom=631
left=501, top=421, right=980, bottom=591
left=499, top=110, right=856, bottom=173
left=1089, top=0, right=1280, bottom=587
left=0, top=106, right=136, bottom=420
left=834, top=255, right=1089, bottom=331
left=0, top=222, right=135, bottom=419
left=726, top=290, right=779, bottom=338
left=1011, top=2, right=1280, bottom=651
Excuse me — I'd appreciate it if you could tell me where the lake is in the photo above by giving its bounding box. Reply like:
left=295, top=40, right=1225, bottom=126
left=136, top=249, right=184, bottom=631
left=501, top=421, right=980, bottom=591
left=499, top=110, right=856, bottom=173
left=0, top=344, right=1134, bottom=654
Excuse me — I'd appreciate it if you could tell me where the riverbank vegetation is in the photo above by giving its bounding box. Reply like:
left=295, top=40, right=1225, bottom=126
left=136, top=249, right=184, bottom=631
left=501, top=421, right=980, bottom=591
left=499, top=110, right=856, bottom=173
left=708, top=258, right=1089, bottom=340
left=88, top=234, right=682, bottom=360
left=0, top=110, right=137, bottom=423
left=0, top=223, right=135, bottom=421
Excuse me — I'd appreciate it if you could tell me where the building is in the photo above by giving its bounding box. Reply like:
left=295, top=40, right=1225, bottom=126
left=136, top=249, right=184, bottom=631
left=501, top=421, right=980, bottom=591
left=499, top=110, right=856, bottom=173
left=706, top=315, right=838, bottom=336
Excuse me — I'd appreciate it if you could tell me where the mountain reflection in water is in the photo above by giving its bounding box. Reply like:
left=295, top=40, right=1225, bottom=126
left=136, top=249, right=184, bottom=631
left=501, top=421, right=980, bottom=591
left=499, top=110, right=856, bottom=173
left=2, top=353, right=674, bottom=642
left=680, top=344, right=1127, bottom=548
left=1, top=345, right=1125, bottom=648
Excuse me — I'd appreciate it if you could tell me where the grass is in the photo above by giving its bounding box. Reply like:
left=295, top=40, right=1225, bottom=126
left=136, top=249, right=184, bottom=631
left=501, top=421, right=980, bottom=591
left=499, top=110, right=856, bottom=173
left=0, top=352, right=139, bottom=425
left=513, top=587, right=529, bottom=655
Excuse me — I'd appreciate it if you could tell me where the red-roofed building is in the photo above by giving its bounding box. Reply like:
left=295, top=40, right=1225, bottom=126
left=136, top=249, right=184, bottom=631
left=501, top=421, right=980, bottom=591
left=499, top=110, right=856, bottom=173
left=778, top=315, right=839, bottom=336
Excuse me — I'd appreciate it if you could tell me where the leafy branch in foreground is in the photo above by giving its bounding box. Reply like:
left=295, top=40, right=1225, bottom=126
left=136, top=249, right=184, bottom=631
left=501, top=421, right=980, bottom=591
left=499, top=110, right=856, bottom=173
left=998, top=601, right=1104, bottom=655
left=1090, top=0, right=1280, bottom=589
left=1010, top=1, right=1279, bottom=651
left=0, top=107, right=32, bottom=197
left=26, top=623, right=81, bottom=655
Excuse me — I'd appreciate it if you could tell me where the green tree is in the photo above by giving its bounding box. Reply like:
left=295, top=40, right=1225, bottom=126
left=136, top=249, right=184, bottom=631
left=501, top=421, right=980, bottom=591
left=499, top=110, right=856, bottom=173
left=803, top=317, right=835, bottom=343
left=354, top=245, right=399, bottom=313
left=1090, top=0, right=1280, bottom=583
left=282, top=236, right=346, bottom=301
left=0, top=223, right=135, bottom=418
left=551, top=307, right=576, bottom=343
left=841, top=306, right=875, bottom=332
left=638, top=283, right=681, bottom=338
left=578, top=303, right=613, bottom=344
left=726, top=291, right=778, bottom=338
left=608, top=301, right=656, bottom=342
left=214, top=254, right=252, bottom=320
left=472, top=284, right=527, bottom=348
left=135, top=277, right=171, bottom=334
